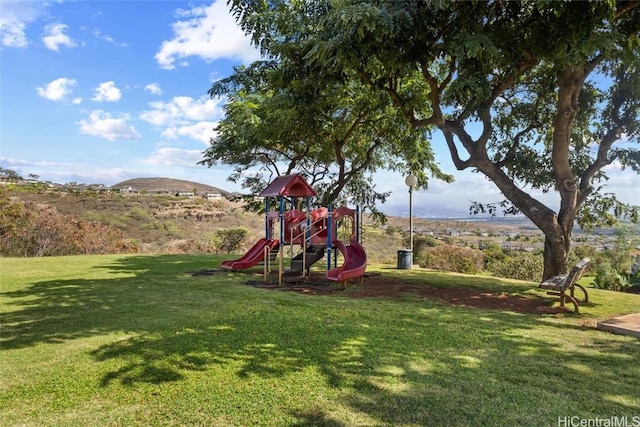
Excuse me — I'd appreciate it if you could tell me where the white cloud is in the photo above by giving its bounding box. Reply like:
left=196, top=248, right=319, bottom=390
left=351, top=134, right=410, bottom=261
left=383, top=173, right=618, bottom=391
left=42, top=23, right=77, bottom=51
left=0, top=1, right=47, bottom=48
left=139, top=108, right=170, bottom=127
left=91, top=28, right=112, bottom=43
left=1, top=19, right=27, bottom=47
left=139, top=96, right=221, bottom=145
left=91, top=81, right=122, bottom=102
left=155, top=0, right=260, bottom=70
left=161, top=121, right=217, bottom=144
left=144, top=147, right=203, bottom=167
left=140, top=96, right=223, bottom=125
left=91, top=28, right=128, bottom=47
left=36, top=77, right=77, bottom=102
left=77, top=110, right=141, bottom=141
left=144, top=83, right=162, bottom=95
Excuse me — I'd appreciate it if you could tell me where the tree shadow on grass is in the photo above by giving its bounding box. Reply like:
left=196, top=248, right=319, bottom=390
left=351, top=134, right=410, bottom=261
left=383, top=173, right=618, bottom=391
left=1, top=254, right=217, bottom=349
left=3, top=254, right=639, bottom=425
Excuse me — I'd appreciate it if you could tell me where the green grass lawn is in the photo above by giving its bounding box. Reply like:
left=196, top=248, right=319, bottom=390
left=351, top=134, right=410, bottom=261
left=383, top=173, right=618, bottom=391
left=1, top=254, right=638, bottom=427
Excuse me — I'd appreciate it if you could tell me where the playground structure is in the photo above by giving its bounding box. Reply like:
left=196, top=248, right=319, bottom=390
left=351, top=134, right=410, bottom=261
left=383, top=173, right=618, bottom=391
left=220, top=174, right=367, bottom=285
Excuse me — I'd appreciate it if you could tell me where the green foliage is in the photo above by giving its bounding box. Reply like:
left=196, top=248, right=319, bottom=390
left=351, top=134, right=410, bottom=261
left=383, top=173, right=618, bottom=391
left=592, top=224, right=638, bottom=291
left=418, top=245, right=484, bottom=274
left=226, top=0, right=640, bottom=278
left=127, top=207, right=153, bottom=222
left=213, top=228, right=249, bottom=254
left=608, top=225, right=639, bottom=273
left=482, top=242, right=508, bottom=267
left=594, top=263, right=630, bottom=292
left=404, top=234, right=441, bottom=260
left=384, top=225, right=402, bottom=235
left=571, top=244, right=598, bottom=263
left=82, top=211, right=129, bottom=229
left=421, top=236, right=442, bottom=248
left=204, top=4, right=453, bottom=215
left=486, top=252, right=544, bottom=282
left=140, top=219, right=181, bottom=237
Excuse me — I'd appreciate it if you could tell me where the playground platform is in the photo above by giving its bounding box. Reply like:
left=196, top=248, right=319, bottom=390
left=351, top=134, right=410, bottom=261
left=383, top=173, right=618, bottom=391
left=597, top=313, right=640, bottom=339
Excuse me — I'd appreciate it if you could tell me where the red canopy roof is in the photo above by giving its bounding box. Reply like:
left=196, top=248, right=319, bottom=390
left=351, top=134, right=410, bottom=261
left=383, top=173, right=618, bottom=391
left=258, top=174, right=317, bottom=198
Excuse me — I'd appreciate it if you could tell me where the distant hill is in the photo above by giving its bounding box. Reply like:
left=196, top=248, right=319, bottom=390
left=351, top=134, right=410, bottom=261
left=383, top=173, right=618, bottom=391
left=113, top=177, right=230, bottom=196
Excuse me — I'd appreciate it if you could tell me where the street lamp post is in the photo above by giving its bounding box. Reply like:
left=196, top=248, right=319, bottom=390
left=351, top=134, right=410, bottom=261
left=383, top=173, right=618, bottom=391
left=405, top=173, right=417, bottom=268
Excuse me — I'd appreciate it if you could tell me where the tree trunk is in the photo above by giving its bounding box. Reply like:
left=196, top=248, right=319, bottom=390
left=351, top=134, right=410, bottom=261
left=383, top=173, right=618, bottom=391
left=443, top=127, right=575, bottom=282
left=542, top=228, right=571, bottom=281
left=540, top=71, right=583, bottom=280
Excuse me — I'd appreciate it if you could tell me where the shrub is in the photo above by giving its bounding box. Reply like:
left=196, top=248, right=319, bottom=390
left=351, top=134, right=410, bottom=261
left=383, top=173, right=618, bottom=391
left=418, top=245, right=484, bottom=274
left=486, top=252, right=543, bottom=282
left=127, top=207, right=153, bottom=222
left=482, top=242, right=508, bottom=267
left=69, top=220, right=138, bottom=255
left=571, top=244, right=597, bottom=262
left=594, top=263, right=630, bottom=292
left=214, top=228, right=249, bottom=254
left=0, top=190, right=137, bottom=257
left=404, top=235, right=441, bottom=260
left=589, top=225, right=638, bottom=292
left=385, top=225, right=403, bottom=235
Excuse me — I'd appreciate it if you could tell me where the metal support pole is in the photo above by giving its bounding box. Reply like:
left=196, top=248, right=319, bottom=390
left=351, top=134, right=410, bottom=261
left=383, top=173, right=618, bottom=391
left=405, top=173, right=417, bottom=269
left=265, top=197, right=270, bottom=239
left=356, top=204, right=360, bottom=243
left=279, top=196, right=284, bottom=244
left=409, top=185, right=414, bottom=258
left=327, top=206, right=332, bottom=271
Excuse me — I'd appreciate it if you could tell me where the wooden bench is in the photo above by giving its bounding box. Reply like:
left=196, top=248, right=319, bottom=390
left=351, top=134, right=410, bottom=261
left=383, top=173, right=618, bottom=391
left=539, top=258, right=590, bottom=313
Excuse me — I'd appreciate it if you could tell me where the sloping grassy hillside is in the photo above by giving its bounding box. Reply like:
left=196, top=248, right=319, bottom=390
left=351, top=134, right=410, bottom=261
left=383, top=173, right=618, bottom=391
left=7, top=188, right=406, bottom=259
left=9, top=191, right=266, bottom=253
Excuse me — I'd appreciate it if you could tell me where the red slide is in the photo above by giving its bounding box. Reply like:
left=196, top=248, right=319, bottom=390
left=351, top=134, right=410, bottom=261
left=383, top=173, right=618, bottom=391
left=326, top=238, right=367, bottom=282
left=221, top=238, right=279, bottom=271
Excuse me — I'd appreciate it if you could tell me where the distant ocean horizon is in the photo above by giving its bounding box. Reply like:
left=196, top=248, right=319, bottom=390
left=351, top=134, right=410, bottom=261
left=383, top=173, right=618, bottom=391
left=423, top=216, right=529, bottom=222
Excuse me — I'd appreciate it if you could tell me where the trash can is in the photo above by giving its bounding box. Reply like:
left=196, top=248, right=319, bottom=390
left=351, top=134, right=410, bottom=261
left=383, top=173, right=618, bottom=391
left=397, top=249, right=412, bottom=270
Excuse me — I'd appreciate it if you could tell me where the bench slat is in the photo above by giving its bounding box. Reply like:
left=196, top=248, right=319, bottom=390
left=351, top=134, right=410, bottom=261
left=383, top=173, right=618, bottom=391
left=540, top=274, right=569, bottom=291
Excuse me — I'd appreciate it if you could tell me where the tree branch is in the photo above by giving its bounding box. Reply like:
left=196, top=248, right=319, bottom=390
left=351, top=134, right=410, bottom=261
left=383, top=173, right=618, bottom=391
left=441, top=125, right=472, bottom=170
left=358, top=69, right=439, bottom=128
left=615, top=1, right=640, bottom=20
left=577, top=92, right=627, bottom=204
left=496, top=123, right=541, bottom=168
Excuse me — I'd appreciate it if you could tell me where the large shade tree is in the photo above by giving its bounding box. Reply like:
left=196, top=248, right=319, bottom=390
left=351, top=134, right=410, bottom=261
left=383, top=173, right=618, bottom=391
left=228, top=0, right=640, bottom=280
left=202, top=61, right=451, bottom=216
left=203, top=1, right=453, bottom=217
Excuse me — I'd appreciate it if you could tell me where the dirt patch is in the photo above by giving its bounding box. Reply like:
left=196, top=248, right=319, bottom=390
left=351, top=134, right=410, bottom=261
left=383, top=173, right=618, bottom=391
left=240, top=272, right=552, bottom=314
left=346, top=274, right=548, bottom=313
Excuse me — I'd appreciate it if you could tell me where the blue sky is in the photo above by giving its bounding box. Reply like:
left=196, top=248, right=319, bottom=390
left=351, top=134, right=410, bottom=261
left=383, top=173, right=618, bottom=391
left=1, top=1, right=638, bottom=218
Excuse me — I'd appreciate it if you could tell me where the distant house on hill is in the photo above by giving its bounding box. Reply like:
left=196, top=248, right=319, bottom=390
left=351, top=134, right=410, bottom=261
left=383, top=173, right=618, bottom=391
left=176, top=191, right=195, bottom=198
left=204, top=192, right=222, bottom=201
left=119, top=186, right=136, bottom=194
left=445, top=228, right=460, bottom=237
